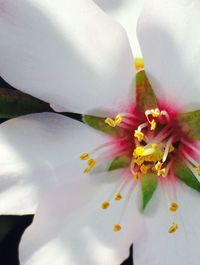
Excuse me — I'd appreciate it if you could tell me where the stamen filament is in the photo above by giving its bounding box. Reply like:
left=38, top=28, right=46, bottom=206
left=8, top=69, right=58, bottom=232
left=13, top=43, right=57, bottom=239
left=162, top=137, right=173, bottom=162
left=182, top=139, right=200, bottom=156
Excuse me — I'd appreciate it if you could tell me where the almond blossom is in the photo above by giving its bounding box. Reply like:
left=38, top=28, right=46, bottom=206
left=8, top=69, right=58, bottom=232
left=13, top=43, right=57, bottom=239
left=0, top=0, right=200, bottom=265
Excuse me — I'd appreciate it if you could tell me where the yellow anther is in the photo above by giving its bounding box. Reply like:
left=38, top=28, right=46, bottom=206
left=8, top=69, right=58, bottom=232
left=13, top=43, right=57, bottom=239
left=168, top=222, right=179, bottom=234
left=134, top=157, right=144, bottom=165
left=113, top=224, right=122, bottom=232
left=105, top=118, right=116, bottom=127
left=115, top=193, right=122, bottom=201
left=83, top=167, right=91, bottom=174
left=157, top=168, right=166, bottom=176
left=151, top=108, right=160, bottom=118
left=169, top=202, right=179, bottom=212
left=140, top=164, right=148, bottom=174
left=155, top=161, right=163, bottom=171
left=88, top=158, right=96, bottom=168
left=134, top=130, right=145, bottom=142
left=195, top=166, right=200, bottom=174
left=134, top=57, right=144, bottom=71
left=133, top=146, right=145, bottom=157
left=80, top=153, right=90, bottom=160
left=169, top=144, right=175, bottom=153
left=151, top=143, right=158, bottom=149
left=133, top=172, right=141, bottom=180
left=101, top=201, right=110, bottom=209
left=150, top=119, right=156, bottom=130
left=115, top=115, right=123, bottom=124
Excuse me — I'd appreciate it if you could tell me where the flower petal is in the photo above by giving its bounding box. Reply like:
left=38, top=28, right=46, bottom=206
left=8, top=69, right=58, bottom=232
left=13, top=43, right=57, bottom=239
left=19, top=171, right=141, bottom=265
left=137, top=0, right=200, bottom=110
left=134, top=184, right=200, bottom=265
left=94, top=0, right=145, bottom=56
left=0, top=112, right=107, bottom=214
left=0, top=0, right=134, bottom=115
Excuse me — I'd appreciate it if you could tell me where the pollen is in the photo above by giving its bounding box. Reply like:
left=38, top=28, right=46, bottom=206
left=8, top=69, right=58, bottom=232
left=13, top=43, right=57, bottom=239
left=133, top=172, right=141, bottom=180
left=113, top=224, right=122, bottom=232
left=168, top=222, right=179, bottom=234
left=134, top=57, right=144, bottom=71
left=80, top=153, right=90, bottom=160
left=133, top=146, right=145, bottom=157
left=83, top=167, right=91, bottom=174
left=151, top=108, right=160, bottom=118
left=157, top=168, right=166, bottom=176
left=88, top=158, right=96, bottom=168
left=101, top=201, right=110, bottom=209
left=169, top=144, right=175, bottom=153
left=195, top=166, right=200, bottom=174
left=115, top=193, right=122, bottom=201
left=134, top=130, right=145, bottom=142
left=105, top=117, right=116, bottom=127
left=155, top=161, right=163, bottom=171
left=150, top=119, right=156, bottom=130
left=169, top=202, right=179, bottom=212
left=134, top=157, right=144, bottom=165
left=115, top=115, right=123, bottom=124
left=140, top=164, right=148, bottom=174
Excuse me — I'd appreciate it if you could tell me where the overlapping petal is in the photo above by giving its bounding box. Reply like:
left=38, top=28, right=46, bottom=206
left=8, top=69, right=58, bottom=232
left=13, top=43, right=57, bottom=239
left=0, top=113, right=107, bottom=214
left=137, top=0, right=200, bottom=110
left=134, top=184, right=200, bottom=265
left=94, top=0, right=145, bottom=56
left=19, top=169, right=141, bottom=265
left=0, top=0, right=134, bottom=115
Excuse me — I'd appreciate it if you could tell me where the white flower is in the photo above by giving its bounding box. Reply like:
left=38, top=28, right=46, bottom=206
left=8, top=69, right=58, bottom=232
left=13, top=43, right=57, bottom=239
left=0, top=0, right=200, bottom=265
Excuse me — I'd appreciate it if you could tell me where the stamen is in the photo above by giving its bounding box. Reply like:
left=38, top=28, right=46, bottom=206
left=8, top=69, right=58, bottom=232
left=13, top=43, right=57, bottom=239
left=137, top=122, right=148, bottom=132
left=133, top=172, right=141, bottom=180
left=83, top=167, right=91, bottom=174
left=160, top=110, right=170, bottom=122
left=162, top=137, right=173, bottom=163
left=117, top=112, right=140, bottom=120
left=140, top=164, right=148, bottom=174
left=169, top=144, right=175, bottom=153
left=195, top=166, right=200, bottom=174
left=134, top=57, right=144, bottom=71
left=105, top=117, right=116, bottom=127
left=133, top=146, right=145, bottom=157
left=134, top=130, right=145, bottom=142
left=80, top=153, right=90, bottom=160
left=87, top=158, right=96, bottom=168
left=154, top=125, right=172, bottom=141
left=157, top=168, right=166, bottom=176
left=115, top=193, right=122, bottom=201
left=155, top=161, right=163, bottom=171
left=150, top=119, right=156, bottom=130
left=168, top=222, right=179, bottom=234
left=115, top=115, right=123, bottom=124
left=113, top=182, right=135, bottom=233
left=183, top=158, right=200, bottom=182
left=181, top=139, right=200, bottom=156
left=181, top=151, right=199, bottom=168
left=169, top=202, right=179, bottom=212
left=101, top=201, right=110, bottom=210
left=151, top=108, right=161, bottom=118
left=113, top=224, right=122, bottom=232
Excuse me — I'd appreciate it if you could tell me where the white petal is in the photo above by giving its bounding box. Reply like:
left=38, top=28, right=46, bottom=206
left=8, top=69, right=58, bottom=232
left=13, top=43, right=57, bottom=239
left=0, top=0, right=134, bottom=115
left=137, top=0, right=200, bottom=110
left=134, top=184, right=200, bottom=265
left=19, top=170, right=141, bottom=265
left=0, top=113, right=107, bottom=214
left=94, top=0, right=145, bottom=56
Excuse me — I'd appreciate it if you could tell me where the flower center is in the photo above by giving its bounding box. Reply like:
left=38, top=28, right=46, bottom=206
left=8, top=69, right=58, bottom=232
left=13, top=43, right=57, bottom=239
left=80, top=107, right=183, bottom=233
